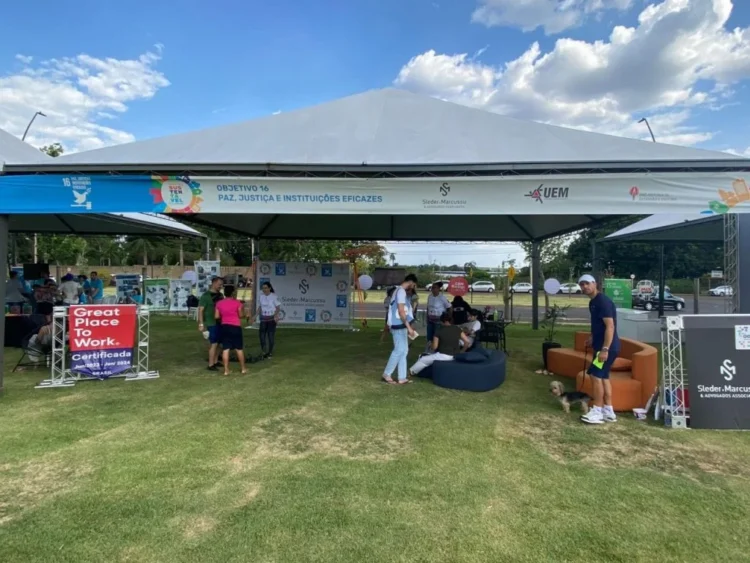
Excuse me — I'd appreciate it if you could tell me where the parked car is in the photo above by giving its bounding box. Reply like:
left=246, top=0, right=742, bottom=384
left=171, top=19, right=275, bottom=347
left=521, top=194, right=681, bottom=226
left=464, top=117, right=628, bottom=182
left=511, top=282, right=533, bottom=294
left=631, top=284, right=670, bottom=297
left=470, top=281, right=496, bottom=293
left=709, top=285, right=734, bottom=296
left=634, top=291, right=685, bottom=311
left=425, top=280, right=450, bottom=291
left=558, top=283, right=582, bottom=294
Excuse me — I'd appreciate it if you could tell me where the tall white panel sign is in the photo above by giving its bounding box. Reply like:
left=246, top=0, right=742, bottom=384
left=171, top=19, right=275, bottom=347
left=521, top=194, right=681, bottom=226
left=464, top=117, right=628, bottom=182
left=256, top=262, right=351, bottom=326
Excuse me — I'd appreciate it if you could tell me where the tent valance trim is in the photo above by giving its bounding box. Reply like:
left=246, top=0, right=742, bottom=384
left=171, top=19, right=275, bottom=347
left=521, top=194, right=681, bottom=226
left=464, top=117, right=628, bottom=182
left=4, top=159, right=750, bottom=177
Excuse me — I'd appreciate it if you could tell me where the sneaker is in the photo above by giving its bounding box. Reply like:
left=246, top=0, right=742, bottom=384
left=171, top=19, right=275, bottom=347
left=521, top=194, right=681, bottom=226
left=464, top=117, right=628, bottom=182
left=602, top=407, right=617, bottom=422
left=207, top=365, right=218, bottom=372
left=581, top=408, right=605, bottom=425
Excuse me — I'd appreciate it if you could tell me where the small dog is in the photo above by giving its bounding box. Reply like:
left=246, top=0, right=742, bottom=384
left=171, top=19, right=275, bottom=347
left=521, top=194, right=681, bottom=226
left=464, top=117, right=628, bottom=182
left=549, top=381, right=591, bottom=414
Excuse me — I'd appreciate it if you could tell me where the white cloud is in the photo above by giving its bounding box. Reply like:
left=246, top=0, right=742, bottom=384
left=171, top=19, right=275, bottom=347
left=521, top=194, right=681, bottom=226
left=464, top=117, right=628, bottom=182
left=15, top=54, right=33, bottom=64
left=472, top=0, right=634, bottom=35
left=726, top=147, right=750, bottom=157
left=0, top=46, right=169, bottom=153
left=396, top=0, right=750, bottom=146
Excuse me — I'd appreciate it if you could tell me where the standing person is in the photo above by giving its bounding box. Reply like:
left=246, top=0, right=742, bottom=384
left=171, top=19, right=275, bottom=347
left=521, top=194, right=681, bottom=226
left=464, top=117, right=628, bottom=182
left=198, top=276, right=224, bottom=371
left=382, top=274, right=418, bottom=385
left=254, top=282, right=281, bottom=359
left=78, top=275, right=90, bottom=303
left=5, top=271, right=27, bottom=309
left=87, top=271, right=104, bottom=304
left=379, top=285, right=397, bottom=344
left=425, top=282, right=451, bottom=352
left=578, top=274, right=620, bottom=425
left=409, top=312, right=471, bottom=375
left=451, top=295, right=469, bottom=326
left=215, top=285, right=247, bottom=375
left=59, top=273, right=82, bottom=306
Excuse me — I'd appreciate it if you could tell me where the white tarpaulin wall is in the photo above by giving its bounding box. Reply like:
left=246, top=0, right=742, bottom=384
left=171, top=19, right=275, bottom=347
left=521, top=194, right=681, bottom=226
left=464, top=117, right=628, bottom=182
left=255, top=261, right=352, bottom=327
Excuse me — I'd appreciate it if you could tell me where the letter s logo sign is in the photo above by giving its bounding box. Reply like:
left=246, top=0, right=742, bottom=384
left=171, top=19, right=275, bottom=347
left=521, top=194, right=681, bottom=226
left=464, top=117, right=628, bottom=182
left=299, top=279, right=309, bottom=295
left=439, top=182, right=450, bottom=197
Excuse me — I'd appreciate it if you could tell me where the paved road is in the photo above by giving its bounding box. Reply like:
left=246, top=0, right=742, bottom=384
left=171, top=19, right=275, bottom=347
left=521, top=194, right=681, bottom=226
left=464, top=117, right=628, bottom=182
left=356, top=295, right=730, bottom=322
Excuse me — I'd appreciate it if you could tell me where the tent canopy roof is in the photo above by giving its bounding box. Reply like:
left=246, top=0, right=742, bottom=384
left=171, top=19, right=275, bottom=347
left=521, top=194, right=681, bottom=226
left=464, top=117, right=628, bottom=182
left=9, top=212, right=205, bottom=237
left=605, top=214, right=723, bottom=243
left=6, top=89, right=747, bottom=172
left=0, top=128, right=51, bottom=166
left=185, top=212, right=606, bottom=242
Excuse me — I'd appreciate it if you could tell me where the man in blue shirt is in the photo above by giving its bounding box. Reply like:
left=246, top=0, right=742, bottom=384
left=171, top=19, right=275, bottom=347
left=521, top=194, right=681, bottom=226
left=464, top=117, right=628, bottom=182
left=88, top=271, right=105, bottom=304
left=578, top=274, right=620, bottom=425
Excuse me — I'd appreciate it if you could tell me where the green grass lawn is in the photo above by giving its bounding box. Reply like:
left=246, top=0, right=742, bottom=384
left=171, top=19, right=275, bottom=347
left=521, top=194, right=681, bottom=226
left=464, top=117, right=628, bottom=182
left=3, top=319, right=750, bottom=562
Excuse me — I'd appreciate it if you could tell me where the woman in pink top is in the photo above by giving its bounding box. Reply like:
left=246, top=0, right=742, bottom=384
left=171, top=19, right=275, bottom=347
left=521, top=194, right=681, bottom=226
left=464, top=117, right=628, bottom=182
left=214, top=285, right=247, bottom=375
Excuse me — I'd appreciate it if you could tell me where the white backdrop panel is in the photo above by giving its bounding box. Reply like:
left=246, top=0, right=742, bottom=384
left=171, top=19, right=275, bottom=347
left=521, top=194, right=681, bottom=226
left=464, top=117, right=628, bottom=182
left=256, top=261, right=351, bottom=326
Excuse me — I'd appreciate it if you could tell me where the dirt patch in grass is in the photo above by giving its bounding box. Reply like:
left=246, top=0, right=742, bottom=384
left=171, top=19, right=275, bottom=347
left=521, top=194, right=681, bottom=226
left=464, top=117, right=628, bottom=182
left=0, top=454, right=92, bottom=525
left=496, top=412, right=750, bottom=480
left=229, top=407, right=410, bottom=472
left=234, top=483, right=261, bottom=508
left=182, top=515, right=218, bottom=539
left=253, top=408, right=410, bottom=461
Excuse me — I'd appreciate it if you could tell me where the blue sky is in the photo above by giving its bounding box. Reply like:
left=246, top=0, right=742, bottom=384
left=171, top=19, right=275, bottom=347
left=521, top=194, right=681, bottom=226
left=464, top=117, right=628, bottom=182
left=2, top=0, right=750, bottom=266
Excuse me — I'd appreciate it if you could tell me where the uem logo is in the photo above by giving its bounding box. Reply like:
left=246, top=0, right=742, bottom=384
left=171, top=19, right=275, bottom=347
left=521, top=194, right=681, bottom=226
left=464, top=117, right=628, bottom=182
left=299, top=279, right=310, bottom=295
left=439, top=182, right=451, bottom=197
left=721, top=359, right=736, bottom=382
left=525, top=184, right=569, bottom=203
left=629, top=186, right=640, bottom=200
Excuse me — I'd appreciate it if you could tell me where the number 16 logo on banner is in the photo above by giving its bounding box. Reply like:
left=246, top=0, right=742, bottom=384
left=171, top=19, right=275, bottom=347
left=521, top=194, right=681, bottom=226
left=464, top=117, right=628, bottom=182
left=68, top=305, right=137, bottom=379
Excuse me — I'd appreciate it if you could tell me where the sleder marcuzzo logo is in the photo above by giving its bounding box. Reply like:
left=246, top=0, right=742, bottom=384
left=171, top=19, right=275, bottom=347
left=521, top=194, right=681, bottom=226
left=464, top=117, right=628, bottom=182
left=299, top=279, right=310, bottom=295
left=525, top=184, right=569, bottom=203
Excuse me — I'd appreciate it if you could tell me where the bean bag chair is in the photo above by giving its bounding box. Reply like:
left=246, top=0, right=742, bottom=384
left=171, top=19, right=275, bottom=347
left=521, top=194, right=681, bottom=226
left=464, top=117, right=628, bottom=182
left=421, top=349, right=506, bottom=392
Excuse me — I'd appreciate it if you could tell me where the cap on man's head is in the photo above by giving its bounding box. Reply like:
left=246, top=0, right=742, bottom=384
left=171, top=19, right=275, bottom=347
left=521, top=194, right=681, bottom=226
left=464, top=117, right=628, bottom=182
left=578, top=274, right=596, bottom=284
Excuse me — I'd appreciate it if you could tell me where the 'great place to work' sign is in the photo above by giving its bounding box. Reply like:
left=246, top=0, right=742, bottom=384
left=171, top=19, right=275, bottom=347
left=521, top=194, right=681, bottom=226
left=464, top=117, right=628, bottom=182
left=68, top=305, right=137, bottom=379
left=683, top=315, right=750, bottom=430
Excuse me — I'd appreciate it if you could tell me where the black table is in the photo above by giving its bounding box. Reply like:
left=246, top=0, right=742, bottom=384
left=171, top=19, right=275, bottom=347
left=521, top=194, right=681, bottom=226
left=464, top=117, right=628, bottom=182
left=5, top=315, right=34, bottom=348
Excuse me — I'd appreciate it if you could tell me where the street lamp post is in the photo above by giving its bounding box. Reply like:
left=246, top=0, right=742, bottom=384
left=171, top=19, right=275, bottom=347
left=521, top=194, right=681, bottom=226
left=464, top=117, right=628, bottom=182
left=21, top=111, right=46, bottom=142
left=638, top=118, right=656, bottom=143
left=22, top=111, right=47, bottom=265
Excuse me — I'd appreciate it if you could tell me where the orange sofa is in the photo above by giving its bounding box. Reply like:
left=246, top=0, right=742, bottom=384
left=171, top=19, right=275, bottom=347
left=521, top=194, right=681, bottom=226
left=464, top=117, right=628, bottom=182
left=546, top=332, right=658, bottom=412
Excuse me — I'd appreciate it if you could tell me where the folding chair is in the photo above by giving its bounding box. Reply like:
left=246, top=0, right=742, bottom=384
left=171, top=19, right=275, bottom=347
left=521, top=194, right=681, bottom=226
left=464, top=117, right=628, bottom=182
left=477, top=321, right=507, bottom=353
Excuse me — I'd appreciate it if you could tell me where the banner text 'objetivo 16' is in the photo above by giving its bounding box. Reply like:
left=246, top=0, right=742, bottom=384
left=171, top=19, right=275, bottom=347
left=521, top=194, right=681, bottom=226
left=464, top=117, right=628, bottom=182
left=1, top=174, right=750, bottom=215
left=68, top=305, right=137, bottom=379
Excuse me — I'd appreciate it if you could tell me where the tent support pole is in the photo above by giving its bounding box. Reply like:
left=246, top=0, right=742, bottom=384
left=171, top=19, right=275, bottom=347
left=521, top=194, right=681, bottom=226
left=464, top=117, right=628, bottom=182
left=0, top=215, right=8, bottom=395
left=658, top=244, right=666, bottom=318
left=531, top=241, right=540, bottom=330
left=591, top=240, right=600, bottom=284
left=739, top=214, right=749, bottom=314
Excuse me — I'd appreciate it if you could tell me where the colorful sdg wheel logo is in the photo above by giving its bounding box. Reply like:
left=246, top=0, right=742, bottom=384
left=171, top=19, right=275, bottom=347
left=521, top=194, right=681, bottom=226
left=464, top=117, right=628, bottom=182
left=150, top=175, right=203, bottom=213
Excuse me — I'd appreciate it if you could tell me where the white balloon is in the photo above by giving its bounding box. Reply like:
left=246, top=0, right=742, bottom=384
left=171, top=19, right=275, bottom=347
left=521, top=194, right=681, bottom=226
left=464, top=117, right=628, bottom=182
left=544, top=278, right=561, bottom=295
left=181, top=270, right=198, bottom=286
left=358, top=274, right=373, bottom=291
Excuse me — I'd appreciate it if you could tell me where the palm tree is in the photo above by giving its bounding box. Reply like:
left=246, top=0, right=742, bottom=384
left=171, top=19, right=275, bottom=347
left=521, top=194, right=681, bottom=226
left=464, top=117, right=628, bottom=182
left=126, top=237, right=154, bottom=266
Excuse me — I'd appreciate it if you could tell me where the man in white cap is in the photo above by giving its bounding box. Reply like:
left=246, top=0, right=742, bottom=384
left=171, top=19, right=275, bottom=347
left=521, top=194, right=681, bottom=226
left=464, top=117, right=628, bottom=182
left=578, top=274, right=620, bottom=424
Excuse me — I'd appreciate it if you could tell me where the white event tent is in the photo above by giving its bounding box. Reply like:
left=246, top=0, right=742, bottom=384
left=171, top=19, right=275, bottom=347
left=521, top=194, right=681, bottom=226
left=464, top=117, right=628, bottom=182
left=2, top=88, right=750, bottom=346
